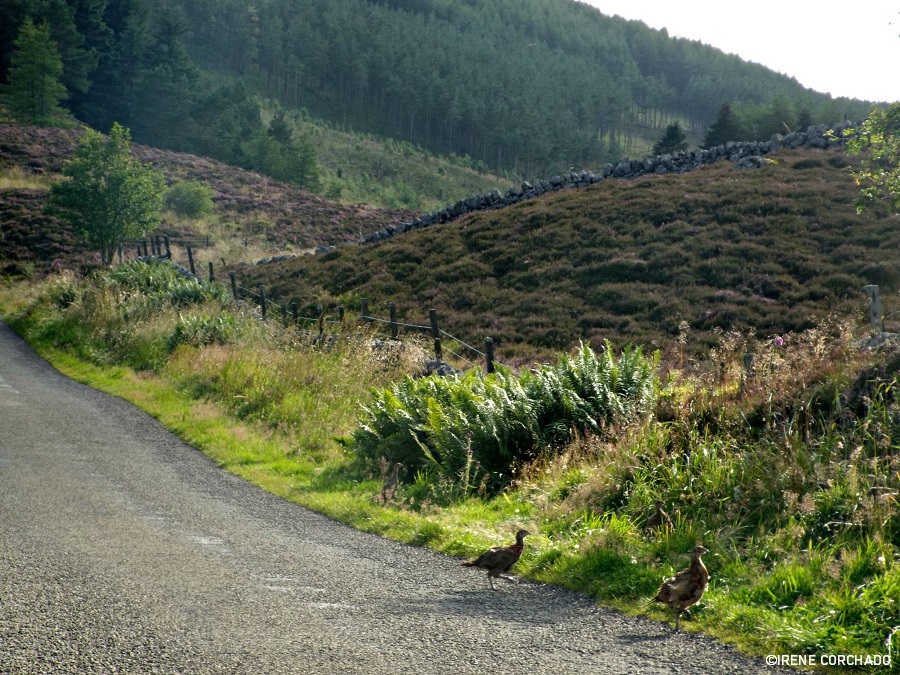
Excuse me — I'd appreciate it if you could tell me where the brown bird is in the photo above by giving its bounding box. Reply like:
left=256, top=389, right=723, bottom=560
left=653, top=545, right=709, bottom=630
left=462, top=529, right=530, bottom=590
left=646, top=500, right=673, bottom=533
left=378, top=462, right=404, bottom=503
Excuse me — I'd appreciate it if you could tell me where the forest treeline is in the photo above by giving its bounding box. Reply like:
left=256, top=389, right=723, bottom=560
left=0, top=0, right=875, bottom=180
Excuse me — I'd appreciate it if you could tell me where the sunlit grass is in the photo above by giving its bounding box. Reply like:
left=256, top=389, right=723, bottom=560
left=0, top=165, right=54, bottom=190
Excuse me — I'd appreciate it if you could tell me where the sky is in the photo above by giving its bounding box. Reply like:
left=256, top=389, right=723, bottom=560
left=579, top=1, right=900, bottom=103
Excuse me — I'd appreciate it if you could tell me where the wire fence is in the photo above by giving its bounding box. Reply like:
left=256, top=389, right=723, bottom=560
left=115, top=230, right=505, bottom=372
left=225, top=275, right=501, bottom=372
left=121, top=235, right=893, bottom=374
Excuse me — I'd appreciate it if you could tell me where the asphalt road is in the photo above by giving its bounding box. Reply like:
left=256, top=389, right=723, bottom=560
left=0, top=318, right=793, bottom=674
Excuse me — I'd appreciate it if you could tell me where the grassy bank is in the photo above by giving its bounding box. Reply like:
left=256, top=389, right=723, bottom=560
left=1, top=263, right=898, bottom=673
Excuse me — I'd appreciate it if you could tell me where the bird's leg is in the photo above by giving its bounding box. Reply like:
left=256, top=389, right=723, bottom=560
left=674, top=611, right=681, bottom=631
left=488, top=576, right=496, bottom=590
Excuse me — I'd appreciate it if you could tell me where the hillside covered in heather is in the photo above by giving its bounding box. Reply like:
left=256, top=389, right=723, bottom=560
left=230, top=144, right=899, bottom=361
left=0, top=124, right=413, bottom=276
left=3, top=122, right=898, bottom=362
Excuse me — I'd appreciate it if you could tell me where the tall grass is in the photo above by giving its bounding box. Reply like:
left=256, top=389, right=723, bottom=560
left=0, top=165, right=54, bottom=190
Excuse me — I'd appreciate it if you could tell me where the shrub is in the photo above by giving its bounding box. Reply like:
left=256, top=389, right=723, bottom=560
left=102, top=258, right=224, bottom=307
left=353, top=342, right=658, bottom=499
left=169, top=312, right=239, bottom=349
left=163, top=179, right=216, bottom=219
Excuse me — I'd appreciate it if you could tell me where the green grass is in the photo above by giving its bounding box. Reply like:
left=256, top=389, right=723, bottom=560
left=1, top=266, right=899, bottom=674
left=270, top=108, right=514, bottom=212
left=0, top=165, right=54, bottom=190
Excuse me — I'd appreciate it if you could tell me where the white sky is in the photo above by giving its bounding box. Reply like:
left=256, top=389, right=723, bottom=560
left=579, top=1, right=900, bottom=103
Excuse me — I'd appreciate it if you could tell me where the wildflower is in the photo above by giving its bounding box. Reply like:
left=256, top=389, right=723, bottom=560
left=775, top=336, right=784, bottom=347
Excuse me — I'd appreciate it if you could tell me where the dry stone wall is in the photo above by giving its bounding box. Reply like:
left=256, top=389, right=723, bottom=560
left=362, top=121, right=859, bottom=245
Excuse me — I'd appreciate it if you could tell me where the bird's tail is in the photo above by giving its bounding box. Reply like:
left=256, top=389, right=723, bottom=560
left=461, top=561, right=475, bottom=567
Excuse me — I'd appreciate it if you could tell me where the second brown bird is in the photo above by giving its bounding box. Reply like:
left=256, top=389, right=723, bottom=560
left=462, top=529, right=530, bottom=590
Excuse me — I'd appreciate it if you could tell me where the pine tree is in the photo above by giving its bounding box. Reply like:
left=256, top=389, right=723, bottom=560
left=652, top=121, right=688, bottom=156
left=702, top=104, right=741, bottom=148
left=2, top=17, right=69, bottom=125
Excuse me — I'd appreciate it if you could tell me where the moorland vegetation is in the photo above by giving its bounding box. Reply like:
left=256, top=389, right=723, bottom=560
left=233, top=145, right=900, bottom=363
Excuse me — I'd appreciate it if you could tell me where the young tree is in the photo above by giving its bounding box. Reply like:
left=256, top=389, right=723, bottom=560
left=844, top=102, right=900, bottom=214
left=284, top=131, right=321, bottom=192
left=49, top=122, right=165, bottom=265
left=241, top=118, right=321, bottom=191
left=652, top=121, right=688, bottom=156
left=702, top=103, right=741, bottom=147
left=2, top=17, right=69, bottom=125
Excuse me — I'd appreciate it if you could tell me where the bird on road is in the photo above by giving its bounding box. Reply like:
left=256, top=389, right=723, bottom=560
left=653, top=544, right=709, bottom=630
left=462, top=529, right=530, bottom=590
left=646, top=500, right=673, bottom=534
left=377, top=462, right=404, bottom=503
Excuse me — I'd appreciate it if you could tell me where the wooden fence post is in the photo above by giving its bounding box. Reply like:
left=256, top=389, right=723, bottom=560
left=389, top=303, right=398, bottom=339
left=429, top=308, right=442, bottom=361
left=360, top=298, right=369, bottom=321
left=338, top=304, right=345, bottom=324
left=317, top=305, right=324, bottom=336
left=208, top=261, right=214, bottom=282
left=142, top=240, right=149, bottom=256
left=164, top=235, right=171, bottom=259
left=187, top=246, right=195, bottom=276
left=117, top=245, right=123, bottom=264
left=280, top=296, right=287, bottom=326
left=229, top=272, right=239, bottom=300
left=155, top=235, right=162, bottom=256
left=485, top=337, right=495, bottom=374
left=291, top=301, right=298, bottom=323
left=865, top=285, right=884, bottom=332
left=259, top=286, right=267, bottom=320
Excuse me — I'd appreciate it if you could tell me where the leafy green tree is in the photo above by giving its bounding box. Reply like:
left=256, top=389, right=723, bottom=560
left=702, top=103, right=740, bottom=147
left=844, top=103, right=900, bottom=214
left=49, top=122, right=165, bottom=265
left=2, top=17, right=69, bottom=125
left=652, top=121, right=688, bottom=156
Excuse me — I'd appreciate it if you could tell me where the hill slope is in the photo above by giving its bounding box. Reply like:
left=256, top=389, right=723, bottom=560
left=231, top=145, right=899, bottom=362
left=0, top=124, right=414, bottom=274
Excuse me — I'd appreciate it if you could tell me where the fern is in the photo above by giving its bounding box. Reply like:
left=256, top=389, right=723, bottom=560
left=353, top=342, right=658, bottom=499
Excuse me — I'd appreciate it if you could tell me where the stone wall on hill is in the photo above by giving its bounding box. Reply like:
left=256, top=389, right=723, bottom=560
left=361, top=121, right=858, bottom=245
